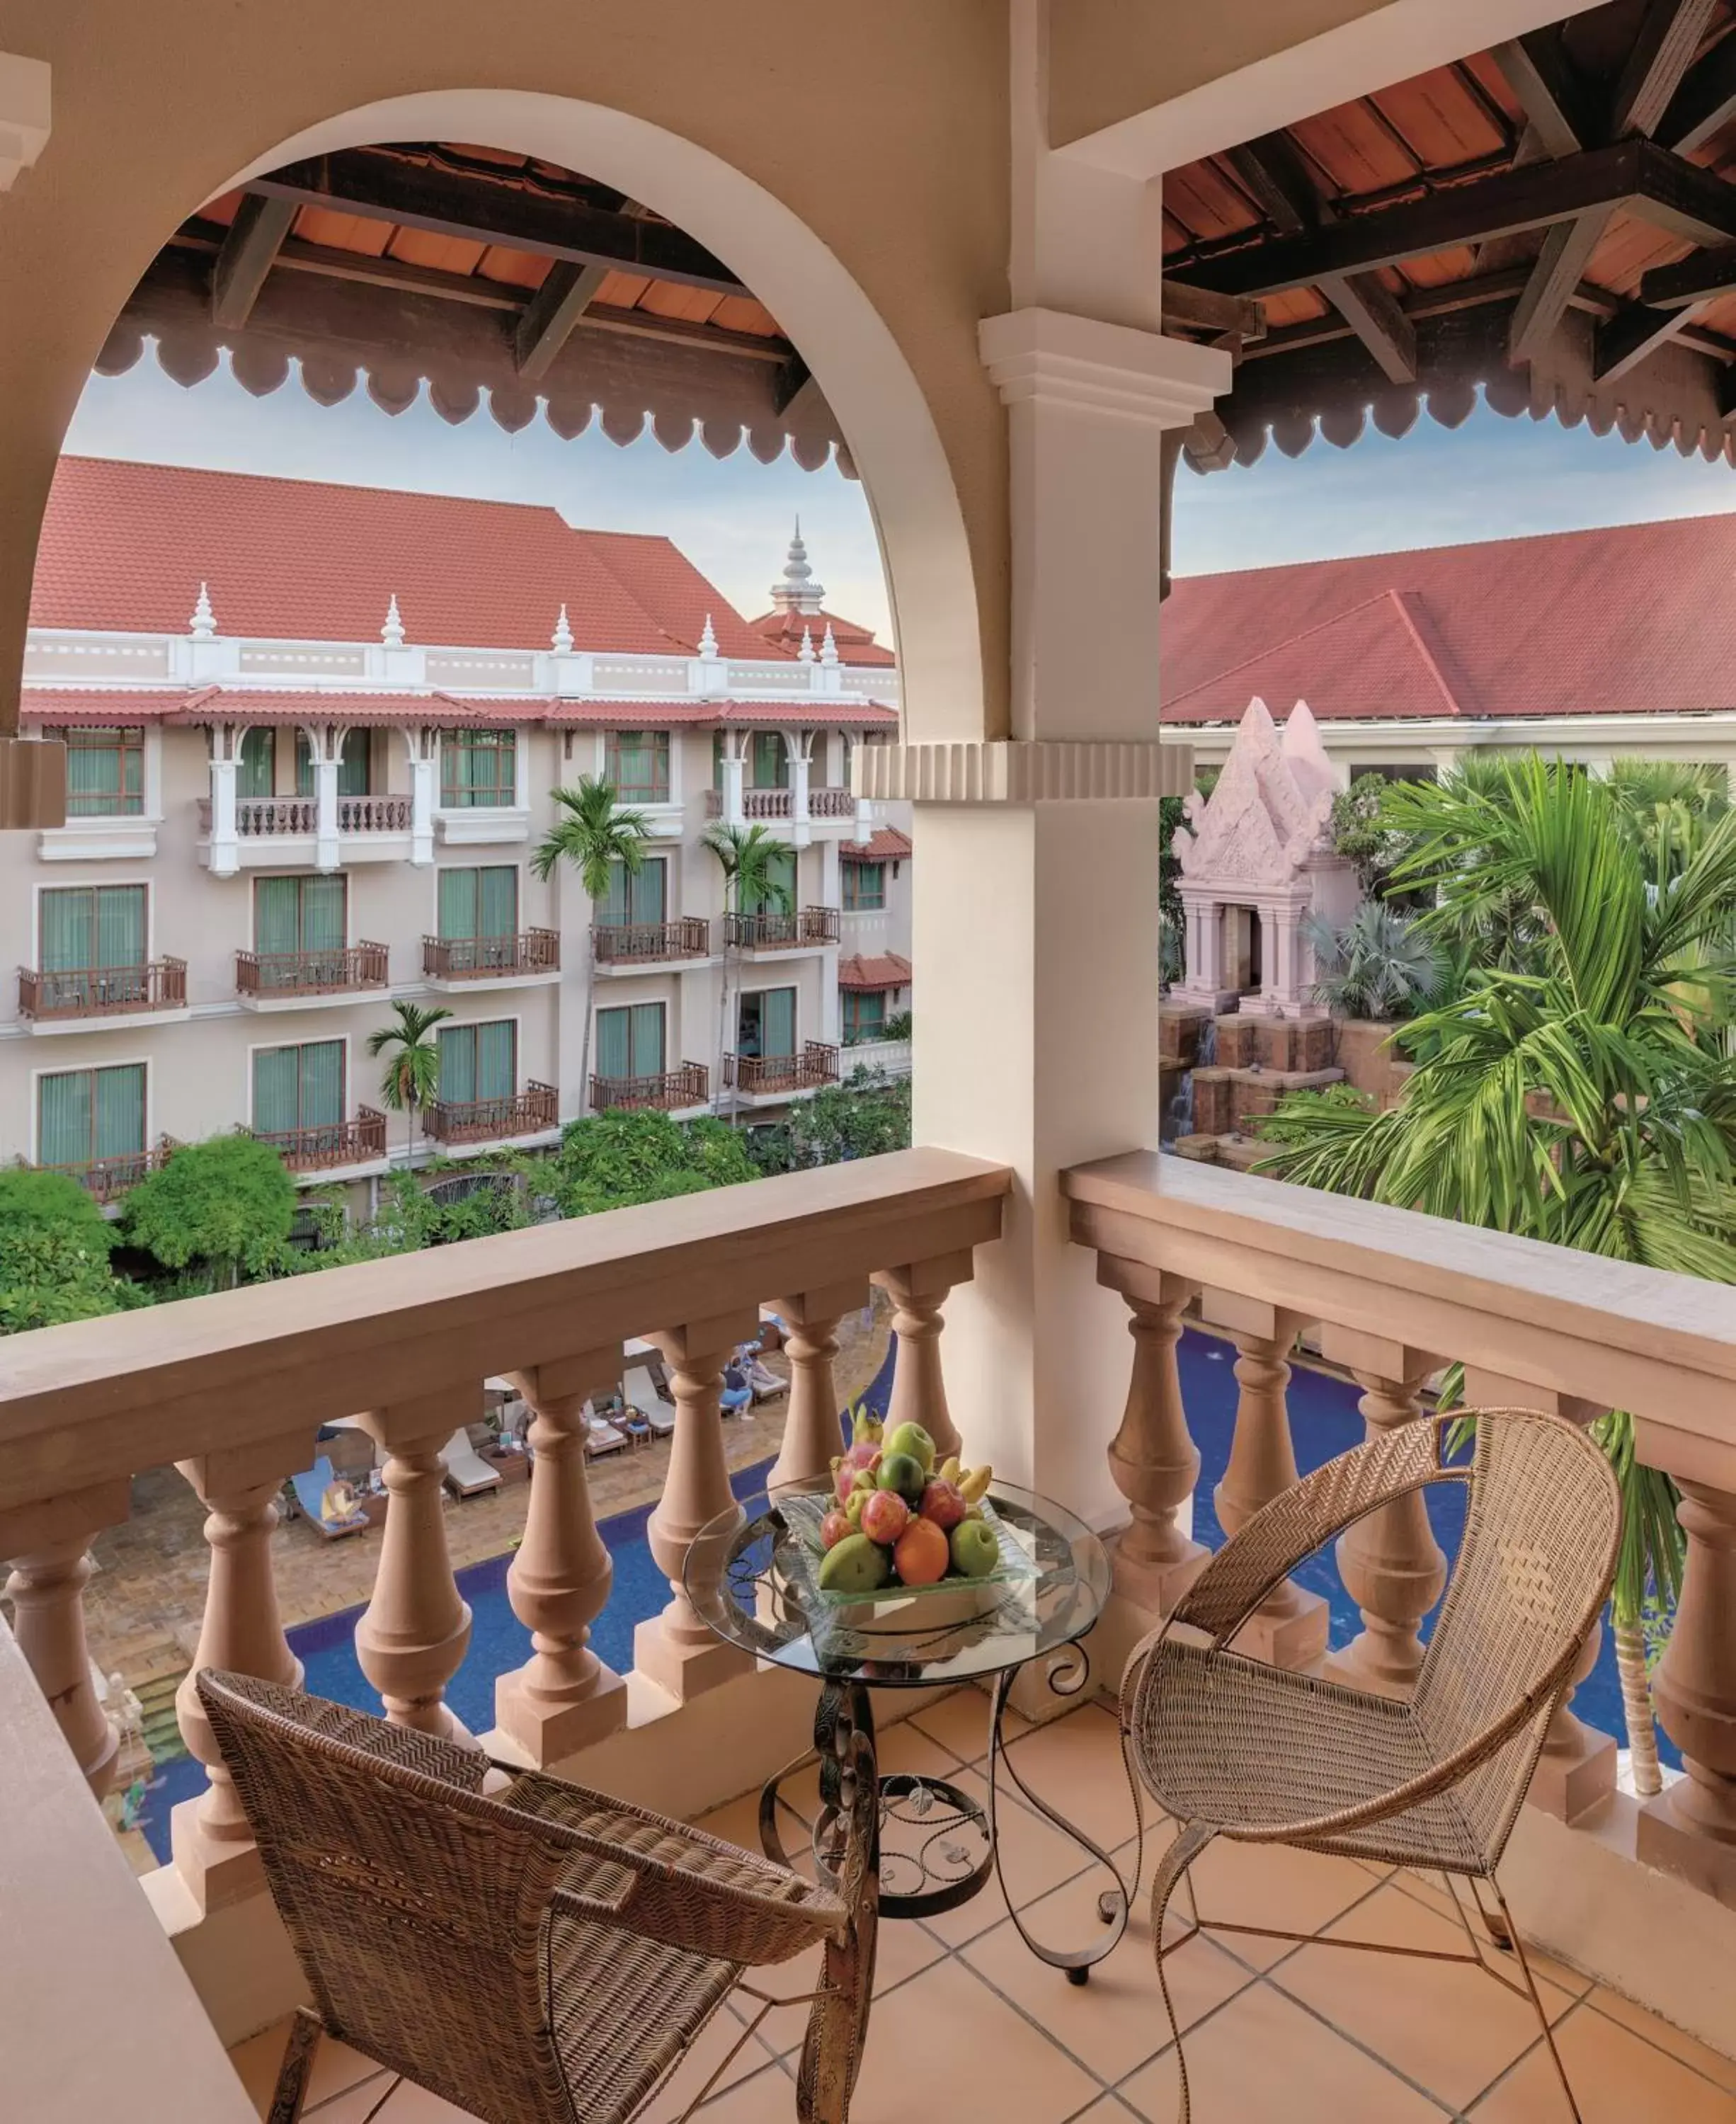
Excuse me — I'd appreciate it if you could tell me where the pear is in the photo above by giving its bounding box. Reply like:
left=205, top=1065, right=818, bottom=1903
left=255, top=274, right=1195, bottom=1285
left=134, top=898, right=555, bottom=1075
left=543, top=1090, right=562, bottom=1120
left=818, top=1531, right=893, bottom=1594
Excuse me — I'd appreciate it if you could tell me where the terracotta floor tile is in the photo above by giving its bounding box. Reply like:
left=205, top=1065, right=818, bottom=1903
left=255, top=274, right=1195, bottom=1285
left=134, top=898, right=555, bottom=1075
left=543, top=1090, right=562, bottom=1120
left=1144, top=1822, right=1380, bottom=1972
left=1587, top=1987, right=1736, bottom=2094
left=1270, top=1880, right=1572, bottom=2111
left=908, top=1682, right=1030, bottom=1764
left=636, top=2003, right=793, bottom=2124
left=998, top=1702, right=1143, bottom=1854
left=1117, top=1978, right=1449, bottom=2123
left=228, top=2021, right=377, bottom=2117
left=661, top=2056, right=807, bottom=2124
left=920, top=1769, right=1107, bottom=1949
left=304, top=2076, right=472, bottom=2122
left=1383, top=1865, right=1593, bottom=1998
left=740, top=1900, right=949, bottom=2057
left=1471, top=1999, right=1736, bottom=2122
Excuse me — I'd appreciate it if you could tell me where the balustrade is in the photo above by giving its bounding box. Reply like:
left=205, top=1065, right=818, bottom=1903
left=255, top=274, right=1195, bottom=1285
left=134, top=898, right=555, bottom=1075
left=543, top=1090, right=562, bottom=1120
left=767, top=1283, right=864, bottom=1491
left=1640, top=1475, right=1736, bottom=1900
left=872, top=1253, right=969, bottom=1461
left=0, top=1479, right=130, bottom=1797
left=1097, top=1260, right=1207, bottom=1614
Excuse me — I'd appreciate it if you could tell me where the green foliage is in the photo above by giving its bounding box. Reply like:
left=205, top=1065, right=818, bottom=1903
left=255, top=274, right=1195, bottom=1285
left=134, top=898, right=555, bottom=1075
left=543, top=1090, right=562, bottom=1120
left=1329, top=773, right=1414, bottom=898
left=120, top=1134, right=298, bottom=1289
left=1301, top=901, right=1441, bottom=1022
left=0, top=1165, right=116, bottom=1250
left=0, top=1167, right=127, bottom=1331
left=547, top=1109, right=758, bottom=1216
left=750, top=1068, right=913, bottom=1175
left=883, top=1008, right=913, bottom=1042
left=532, top=777, right=653, bottom=900
left=701, top=821, right=795, bottom=913
left=367, top=999, right=453, bottom=1116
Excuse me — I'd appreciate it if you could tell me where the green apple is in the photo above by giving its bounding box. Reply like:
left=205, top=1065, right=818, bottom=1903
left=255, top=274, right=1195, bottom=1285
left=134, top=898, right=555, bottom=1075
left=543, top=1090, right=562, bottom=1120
left=883, top=1421, right=936, bottom=1475
left=876, top=1450, right=928, bottom=1504
left=949, top=1518, right=1000, bottom=1580
left=818, top=1532, right=893, bottom=1594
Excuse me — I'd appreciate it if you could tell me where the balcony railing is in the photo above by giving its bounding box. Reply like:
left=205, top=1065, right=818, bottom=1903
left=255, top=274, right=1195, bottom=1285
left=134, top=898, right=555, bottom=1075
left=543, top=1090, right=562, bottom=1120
left=703, top=787, right=855, bottom=821
left=18, top=959, right=187, bottom=1020
left=235, top=942, right=389, bottom=998
left=421, top=930, right=560, bottom=980
left=423, top=1079, right=559, bottom=1144
left=253, top=1108, right=389, bottom=1172
left=33, top=1138, right=177, bottom=1203
left=724, top=906, right=840, bottom=950
left=195, top=794, right=410, bottom=835
left=590, top=1062, right=710, bottom=1112
left=809, top=787, right=855, bottom=817
left=591, top=917, right=711, bottom=965
left=337, top=793, right=412, bottom=833
left=724, top=1040, right=840, bottom=1095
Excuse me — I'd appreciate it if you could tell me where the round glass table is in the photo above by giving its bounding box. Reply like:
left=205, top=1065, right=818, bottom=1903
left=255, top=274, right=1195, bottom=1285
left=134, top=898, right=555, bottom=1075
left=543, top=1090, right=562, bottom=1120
left=683, top=1480, right=1141, bottom=1982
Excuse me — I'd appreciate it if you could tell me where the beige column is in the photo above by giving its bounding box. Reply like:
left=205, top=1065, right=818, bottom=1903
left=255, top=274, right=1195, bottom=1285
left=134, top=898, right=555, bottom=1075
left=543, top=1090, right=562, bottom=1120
left=768, top=1281, right=867, bottom=1492
left=1322, top=1331, right=1446, bottom=1696
left=1097, top=1258, right=1207, bottom=1614
left=634, top=1313, right=760, bottom=1703
left=1467, top=1371, right=1617, bottom=1822
left=355, top=1388, right=477, bottom=1744
left=170, top=1433, right=312, bottom=1909
left=1208, top=1297, right=1328, bottom=1669
left=1638, top=1477, right=1736, bottom=1905
left=0, top=1478, right=131, bottom=1798
left=493, top=1352, right=627, bottom=1766
left=872, top=1252, right=971, bottom=1461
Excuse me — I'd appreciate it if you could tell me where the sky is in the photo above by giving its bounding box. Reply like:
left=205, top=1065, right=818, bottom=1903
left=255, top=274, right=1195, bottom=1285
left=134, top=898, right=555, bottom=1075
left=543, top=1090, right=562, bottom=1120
left=64, top=350, right=1736, bottom=633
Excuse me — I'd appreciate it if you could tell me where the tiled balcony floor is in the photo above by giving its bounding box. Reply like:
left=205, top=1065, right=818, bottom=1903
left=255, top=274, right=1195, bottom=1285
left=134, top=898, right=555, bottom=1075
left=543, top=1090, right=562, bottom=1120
left=228, top=1691, right=1736, bottom=2124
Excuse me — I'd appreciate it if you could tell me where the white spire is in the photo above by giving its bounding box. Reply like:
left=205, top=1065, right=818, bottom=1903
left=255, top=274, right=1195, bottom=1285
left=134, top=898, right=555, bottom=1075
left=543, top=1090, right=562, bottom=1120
left=552, top=603, right=573, bottom=653
left=770, top=515, right=827, bottom=616
left=189, top=581, right=216, bottom=640
left=698, top=612, right=719, bottom=659
left=798, top=625, right=816, bottom=664
left=820, top=622, right=839, bottom=668
left=381, top=593, right=405, bottom=649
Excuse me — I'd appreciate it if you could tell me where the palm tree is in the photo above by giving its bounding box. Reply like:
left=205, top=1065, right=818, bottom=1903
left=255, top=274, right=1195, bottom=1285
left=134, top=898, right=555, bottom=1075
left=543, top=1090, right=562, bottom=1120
left=1302, top=901, right=1441, bottom=1022
left=532, top=777, right=654, bottom=1108
left=702, top=821, right=795, bottom=1114
left=1260, top=756, right=1736, bottom=1793
left=367, top=1000, right=454, bottom=1168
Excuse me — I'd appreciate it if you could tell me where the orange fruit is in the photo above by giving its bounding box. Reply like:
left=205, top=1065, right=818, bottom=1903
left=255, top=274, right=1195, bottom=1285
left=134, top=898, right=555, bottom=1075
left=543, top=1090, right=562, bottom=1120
left=893, top=1514, right=950, bottom=1587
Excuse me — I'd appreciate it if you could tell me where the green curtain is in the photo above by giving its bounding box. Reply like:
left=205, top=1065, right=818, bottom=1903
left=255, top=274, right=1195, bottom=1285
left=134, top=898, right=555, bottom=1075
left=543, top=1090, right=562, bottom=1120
left=762, top=986, right=796, bottom=1058
left=438, top=868, right=478, bottom=940
left=302, top=875, right=346, bottom=952
left=96, top=886, right=145, bottom=968
left=40, top=886, right=144, bottom=971
left=437, top=1024, right=474, bottom=1104
left=338, top=729, right=369, bottom=796
left=295, top=733, right=315, bottom=798
left=39, top=889, right=88, bottom=972
left=629, top=1003, right=665, bottom=1075
left=253, top=877, right=299, bottom=957
left=251, top=1046, right=300, bottom=1135
left=752, top=732, right=789, bottom=789
left=299, top=1039, right=343, bottom=1126
left=476, top=1020, right=515, bottom=1100
left=62, top=728, right=143, bottom=817
left=606, top=731, right=668, bottom=800
left=239, top=727, right=276, bottom=799
left=844, top=861, right=885, bottom=911
left=479, top=866, right=518, bottom=937
left=751, top=849, right=797, bottom=917
left=442, top=731, right=515, bottom=807
left=93, top=1065, right=145, bottom=1160
left=845, top=990, right=886, bottom=1041
left=595, top=1006, right=630, bottom=1080
left=37, top=1070, right=91, bottom=1166
left=712, top=731, right=726, bottom=790
left=602, top=858, right=666, bottom=927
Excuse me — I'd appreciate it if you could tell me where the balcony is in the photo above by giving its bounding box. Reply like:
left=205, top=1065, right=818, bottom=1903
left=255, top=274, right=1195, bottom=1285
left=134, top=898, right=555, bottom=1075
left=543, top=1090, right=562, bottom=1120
left=235, top=942, right=389, bottom=1005
left=724, top=906, right=840, bottom=952
left=421, top=930, right=561, bottom=986
left=33, top=1138, right=176, bottom=1203
left=724, top=1039, right=840, bottom=1097
left=703, top=787, right=858, bottom=826
left=196, top=792, right=417, bottom=872
left=590, top=1061, right=710, bottom=1112
left=809, top=785, right=856, bottom=818
left=17, top=957, right=188, bottom=1026
left=422, top=1079, right=559, bottom=1146
left=336, top=794, right=411, bottom=833
left=591, top=916, right=712, bottom=971
left=253, top=1108, right=389, bottom=1173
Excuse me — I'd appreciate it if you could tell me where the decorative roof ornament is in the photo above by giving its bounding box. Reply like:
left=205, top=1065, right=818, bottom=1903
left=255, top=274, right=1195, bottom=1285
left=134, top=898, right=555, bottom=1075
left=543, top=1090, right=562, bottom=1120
left=552, top=603, right=573, bottom=653
left=189, top=581, right=216, bottom=640
left=381, top=593, right=405, bottom=649
left=698, top=612, right=719, bottom=659
left=820, top=622, right=840, bottom=668
left=770, top=515, right=827, bottom=616
left=798, top=626, right=816, bottom=665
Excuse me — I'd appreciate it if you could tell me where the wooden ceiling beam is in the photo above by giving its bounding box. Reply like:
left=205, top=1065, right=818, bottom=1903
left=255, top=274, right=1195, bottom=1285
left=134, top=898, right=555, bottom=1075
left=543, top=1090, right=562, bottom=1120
left=515, top=261, right=610, bottom=381
left=248, top=154, right=748, bottom=297
left=1662, top=28, right=1736, bottom=151
left=1638, top=237, right=1736, bottom=306
left=210, top=194, right=296, bottom=332
left=1594, top=297, right=1708, bottom=380
left=1160, top=280, right=1264, bottom=341
left=1509, top=207, right=1612, bottom=362
left=1488, top=31, right=1594, bottom=158
left=1611, top=0, right=1720, bottom=141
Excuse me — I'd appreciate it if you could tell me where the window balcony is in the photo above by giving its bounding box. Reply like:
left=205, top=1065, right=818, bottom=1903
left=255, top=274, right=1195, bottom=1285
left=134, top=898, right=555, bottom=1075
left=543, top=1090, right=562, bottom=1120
left=421, top=930, right=561, bottom=986
left=724, top=1039, right=840, bottom=1097
left=723, top=906, right=840, bottom=952
left=589, top=1061, right=710, bottom=1113
left=808, top=785, right=856, bottom=818
left=235, top=943, right=389, bottom=1006
left=18, top=958, right=188, bottom=1027
left=590, top=917, right=712, bottom=971
left=422, top=1080, right=559, bottom=1146
left=196, top=794, right=416, bottom=870
left=253, top=1108, right=389, bottom=1174
left=31, top=1137, right=176, bottom=1203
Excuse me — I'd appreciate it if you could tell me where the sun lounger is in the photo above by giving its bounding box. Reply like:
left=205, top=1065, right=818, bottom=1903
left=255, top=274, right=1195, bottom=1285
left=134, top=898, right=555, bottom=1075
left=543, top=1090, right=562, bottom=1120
left=624, top=1363, right=675, bottom=1437
left=441, top=1429, right=503, bottom=1497
left=743, top=1354, right=786, bottom=1402
left=583, top=1407, right=631, bottom=1458
left=290, top=1458, right=370, bottom=1539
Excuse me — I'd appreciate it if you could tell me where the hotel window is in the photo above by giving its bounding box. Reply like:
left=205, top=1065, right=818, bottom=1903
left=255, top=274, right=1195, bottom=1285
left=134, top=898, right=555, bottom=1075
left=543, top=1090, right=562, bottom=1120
left=36, top=1063, right=147, bottom=1171
left=39, top=884, right=147, bottom=975
left=238, top=727, right=276, bottom=799
left=253, top=875, right=346, bottom=958
left=438, top=865, right=519, bottom=943
left=598, top=856, right=667, bottom=927
left=604, top=730, right=670, bottom=803
left=50, top=726, right=145, bottom=817
left=842, top=862, right=885, bottom=912
left=595, top=1002, right=666, bottom=1082
left=437, top=1020, right=517, bottom=1104
left=252, top=1039, right=344, bottom=1138
left=292, top=728, right=369, bottom=796
left=842, top=990, right=888, bottom=1044
left=737, top=986, right=796, bottom=1060
left=712, top=731, right=727, bottom=789
left=441, top=729, right=517, bottom=808
left=750, top=731, right=789, bottom=789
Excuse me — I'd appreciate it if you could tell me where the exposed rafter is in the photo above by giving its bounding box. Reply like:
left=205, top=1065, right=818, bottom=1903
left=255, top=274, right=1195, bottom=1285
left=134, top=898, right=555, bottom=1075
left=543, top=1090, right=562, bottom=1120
left=1640, top=238, right=1736, bottom=306
left=1595, top=297, right=1707, bottom=379
left=1613, top=0, right=1721, bottom=139
left=1488, top=30, right=1594, bottom=158
left=210, top=194, right=296, bottom=332
left=1660, top=25, right=1736, bottom=149
left=515, top=261, right=610, bottom=380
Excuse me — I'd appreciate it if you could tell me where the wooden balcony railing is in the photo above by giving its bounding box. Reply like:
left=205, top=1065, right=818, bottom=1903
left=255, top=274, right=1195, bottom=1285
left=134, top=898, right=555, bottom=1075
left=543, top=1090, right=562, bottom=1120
left=591, top=917, right=711, bottom=965
left=253, top=1108, right=389, bottom=1172
left=423, top=1079, right=559, bottom=1144
left=235, top=942, right=389, bottom=998
left=18, top=959, right=188, bottom=1020
left=724, top=906, right=840, bottom=950
left=724, top=1041, right=840, bottom=1095
left=421, top=930, right=560, bottom=980
left=337, top=793, right=412, bottom=833
left=33, top=1138, right=178, bottom=1204
left=590, top=1063, right=709, bottom=1112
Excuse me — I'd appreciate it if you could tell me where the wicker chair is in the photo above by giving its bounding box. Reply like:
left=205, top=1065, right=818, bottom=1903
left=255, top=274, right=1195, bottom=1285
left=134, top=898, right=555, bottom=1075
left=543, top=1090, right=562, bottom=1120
left=1123, top=1408, right=1620, bottom=2124
left=196, top=1670, right=877, bottom=2124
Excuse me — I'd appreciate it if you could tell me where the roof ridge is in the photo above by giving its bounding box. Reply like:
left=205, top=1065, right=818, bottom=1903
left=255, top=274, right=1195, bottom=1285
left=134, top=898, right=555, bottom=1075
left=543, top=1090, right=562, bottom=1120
left=1383, top=588, right=1464, bottom=716
left=1167, top=590, right=1403, bottom=704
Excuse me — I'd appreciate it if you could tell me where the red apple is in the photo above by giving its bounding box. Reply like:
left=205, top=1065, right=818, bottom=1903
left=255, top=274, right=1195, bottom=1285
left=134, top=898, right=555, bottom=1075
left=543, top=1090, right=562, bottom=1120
left=860, top=1488, right=910, bottom=1547
left=821, top=1509, right=854, bottom=1551
left=919, top=1479, right=967, bottom=1531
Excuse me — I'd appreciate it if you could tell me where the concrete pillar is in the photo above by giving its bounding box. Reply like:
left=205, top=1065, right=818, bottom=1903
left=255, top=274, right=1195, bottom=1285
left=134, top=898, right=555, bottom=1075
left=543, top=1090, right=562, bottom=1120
left=409, top=743, right=435, bottom=867
left=313, top=737, right=340, bottom=872
left=720, top=735, right=746, bottom=828
left=789, top=731, right=813, bottom=850
left=208, top=746, right=239, bottom=877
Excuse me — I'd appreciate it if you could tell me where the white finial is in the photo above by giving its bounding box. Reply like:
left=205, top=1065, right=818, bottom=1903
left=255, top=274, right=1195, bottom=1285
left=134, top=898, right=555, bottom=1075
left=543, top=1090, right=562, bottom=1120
left=771, top=517, right=827, bottom=616
left=381, top=593, right=405, bottom=649
left=189, top=581, right=216, bottom=640
left=798, top=625, right=816, bottom=664
left=698, top=612, right=719, bottom=659
left=820, top=622, right=839, bottom=668
left=552, top=603, right=573, bottom=653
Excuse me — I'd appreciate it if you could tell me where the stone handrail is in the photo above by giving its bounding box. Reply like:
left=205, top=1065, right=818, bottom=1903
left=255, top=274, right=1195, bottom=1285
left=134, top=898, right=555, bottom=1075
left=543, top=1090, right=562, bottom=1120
left=1064, top=1149, right=1736, bottom=1904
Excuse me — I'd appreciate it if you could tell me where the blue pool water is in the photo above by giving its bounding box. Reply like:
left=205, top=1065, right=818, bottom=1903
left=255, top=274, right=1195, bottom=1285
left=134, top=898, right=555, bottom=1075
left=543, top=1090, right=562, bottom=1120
left=132, top=1329, right=1662, bottom=1861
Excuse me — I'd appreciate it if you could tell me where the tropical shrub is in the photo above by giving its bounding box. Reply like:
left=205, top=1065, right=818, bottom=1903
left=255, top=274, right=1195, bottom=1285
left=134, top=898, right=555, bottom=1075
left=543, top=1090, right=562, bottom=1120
left=0, top=1167, right=128, bottom=1330
left=1302, top=901, right=1441, bottom=1022
left=120, top=1133, right=297, bottom=1291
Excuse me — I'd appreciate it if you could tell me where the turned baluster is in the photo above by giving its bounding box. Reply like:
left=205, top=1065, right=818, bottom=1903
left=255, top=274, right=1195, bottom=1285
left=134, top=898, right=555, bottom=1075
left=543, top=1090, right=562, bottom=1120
left=1097, top=1259, right=1207, bottom=1614
left=1638, top=1475, right=1736, bottom=1903
left=171, top=1435, right=312, bottom=1907
left=1208, top=1298, right=1328, bottom=1669
left=769, top=1282, right=867, bottom=1491
left=0, top=1479, right=131, bottom=1799
left=495, top=1353, right=627, bottom=1764
left=634, top=1315, right=759, bottom=1703
left=1322, top=1332, right=1446, bottom=1697
left=872, top=1250, right=972, bottom=1460
left=354, top=1389, right=478, bottom=1743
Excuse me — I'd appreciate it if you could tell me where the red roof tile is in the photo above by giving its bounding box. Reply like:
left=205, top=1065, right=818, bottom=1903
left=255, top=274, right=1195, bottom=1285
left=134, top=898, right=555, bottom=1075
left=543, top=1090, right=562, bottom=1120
left=585, top=530, right=782, bottom=658
left=539, top=700, right=896, bottom=726
left=838, top=952, right=911, bottom=990
left=1163, top=515, right=1736, bottom=723
left=19, top=687, right=898, bottom=729
left=749, top=605, right=897, bottom=668
left=840, top=826, right=911, bottom=860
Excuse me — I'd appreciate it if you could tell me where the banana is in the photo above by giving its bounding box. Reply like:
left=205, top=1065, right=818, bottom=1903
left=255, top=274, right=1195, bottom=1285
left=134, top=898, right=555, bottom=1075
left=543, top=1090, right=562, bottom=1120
left=938, top=1456, right=961, bottom=1485
left=845, top=1490, right=867, bottom=1525
left=958, top=1463, right=993, bottom=1503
